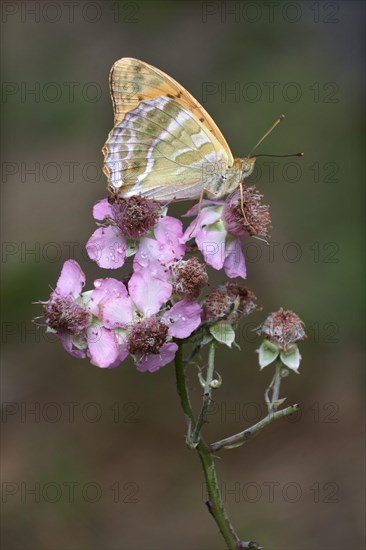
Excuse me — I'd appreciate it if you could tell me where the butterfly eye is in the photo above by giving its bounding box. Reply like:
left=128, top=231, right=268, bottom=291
left=242, top=159, right=255, bottom=177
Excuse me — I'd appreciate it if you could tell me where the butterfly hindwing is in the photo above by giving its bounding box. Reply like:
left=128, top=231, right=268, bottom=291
left=103, top=96, right=231, bottom=201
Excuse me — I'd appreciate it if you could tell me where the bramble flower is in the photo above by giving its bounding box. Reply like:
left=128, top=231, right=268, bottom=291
left=256, top=308, right=306, bottom=372
left=133, top=215, right=186, bottom=277
left=86, top=195, right=185, bottom=270
left=96, top=271, right=201, bottom=372
left=182, top=186, right=270, bottom=279
left=41, top=260, right=122, bottom=368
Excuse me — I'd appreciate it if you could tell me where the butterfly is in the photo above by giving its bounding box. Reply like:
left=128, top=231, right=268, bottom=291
left=102, top=58, right=259, bottom=206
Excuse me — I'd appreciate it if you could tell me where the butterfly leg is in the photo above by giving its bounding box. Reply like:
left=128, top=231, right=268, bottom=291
left=188, top=187, right=219, bottom=238
left=239, top=180, right=254, bottom=232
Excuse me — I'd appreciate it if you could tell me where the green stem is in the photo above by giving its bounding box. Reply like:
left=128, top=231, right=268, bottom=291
left=271, top=360, right=282, bottom=409
left=209, top=404, right=299, bottom=453
left=191, top=341, right=216, bottom=445
left=174, top=342, right=259, bottom=550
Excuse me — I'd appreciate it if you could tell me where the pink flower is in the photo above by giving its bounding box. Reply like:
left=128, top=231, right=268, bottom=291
left=182, top=202, right=247, bottom=279
left=182, top=188, right=271, bottom=280
left=42, top=260, right=122, bottom=368
left=130, top=299, right=201, bottom=373
left=96, top=273, right=201, bottom=373
left=86, top=196, right=185, bottom=272
left=133, top=215, right=186, bottom=278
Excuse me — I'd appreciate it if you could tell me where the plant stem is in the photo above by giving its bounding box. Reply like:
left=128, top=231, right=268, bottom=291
left=191, top=341, right=216, bottom=445
left=271, top=360, right=282, bottom=409
left=174, top=342, right=259, bottom=550
left=209, top=404, right=299, bottom=453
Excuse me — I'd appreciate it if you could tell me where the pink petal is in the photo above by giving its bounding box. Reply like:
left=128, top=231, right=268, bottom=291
left=88, top=278, right=128, bottom=316
left=134, top=237, right=169, bottom=278
left=195, top=224, right=227, bottom=270
left=136, top=342, right=178, bottom=373
left=183, top=200, right=223, bottom=217
left=86, top=326, right=119, bottom=368
left=55, top=260, right=85, bottom=297
left=153, top=216, right=185, bottom=261
left=93, top=198, right=113, bottom=221
left=182, top=208, right=222, bottom=242
left=57, top=331, right=85, bottom=359
left=163, top=300, right=202, bottom=338
left=99, top=295, right=134, bottom=328
left=223, top=238, right=247, bottom=279
left=128, top=270, right=172, bottom=316
left=105, top=333, right=130, bottom=368
left=86, top=226, right=126, bottom=269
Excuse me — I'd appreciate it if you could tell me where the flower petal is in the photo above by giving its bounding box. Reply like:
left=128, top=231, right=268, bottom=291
left=195, top=221, right=227, bottom=270
left=134, top=237, right=169, bottom=278
left=183, top=200, right=223, bottom=217
left=223, top=238, right=247, bottom=279
left=88, top=278, right=128, bottom=316
left=93, top=198, right=113, bottom=221
left=182, top=207, right=222, bottom=242
left=57, top=331, right=85, bottom=359
left=86, top=326, right=120, bottom=368
left=153, top=216, right=185, bottom=261
left=86, top=226, right=126, bottom=269
left=136, top=342, right=178, bottom=373
left=163, top=300, right=201, bottom=339
left=55, top=260, right=85, bottom=297
left=99, top=295, right=134, bottom=328
left=128, top=271, right=172, bottom=316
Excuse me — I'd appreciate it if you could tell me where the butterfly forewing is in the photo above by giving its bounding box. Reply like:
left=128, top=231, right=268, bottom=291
left=109, top=57, right=234, bottom=165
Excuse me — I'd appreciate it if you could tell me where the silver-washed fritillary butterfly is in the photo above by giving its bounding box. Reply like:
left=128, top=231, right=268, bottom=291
left=102, top=58, right=289, bottom=203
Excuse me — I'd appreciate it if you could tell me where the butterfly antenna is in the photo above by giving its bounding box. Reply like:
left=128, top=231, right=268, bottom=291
left=247, top=114, right=285, bottom=158
left=255, top=152, right=304, bottom=158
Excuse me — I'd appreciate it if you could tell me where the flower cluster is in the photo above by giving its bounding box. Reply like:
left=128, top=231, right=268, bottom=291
left=38, top=185, right=305, bottom=375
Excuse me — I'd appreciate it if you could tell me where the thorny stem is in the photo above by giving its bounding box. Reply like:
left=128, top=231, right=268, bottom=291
left=191, top=341, right=216, bottom=445
left=174, top=342, right=260, bottom=550
left=209, top=404, right=299, bottom=453
left=211, top=358, right=298, bottom=452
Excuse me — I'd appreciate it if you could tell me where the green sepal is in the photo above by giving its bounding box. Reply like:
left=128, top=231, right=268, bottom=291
left=257, top=340, right=280, bottom=369
left=280, top=344, right=301, bottom=373
left=209, top=321, right=236, bottom=348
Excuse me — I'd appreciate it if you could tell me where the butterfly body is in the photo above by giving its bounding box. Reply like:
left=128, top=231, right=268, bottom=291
left=103, top=58, right=255, bottom=202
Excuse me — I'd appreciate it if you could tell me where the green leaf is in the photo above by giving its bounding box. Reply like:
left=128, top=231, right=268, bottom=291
left=257, top=340, right=280, bottom=369
left=280, top=345, right=301, bottom=373
left=209, top=321, right=236, bottom=347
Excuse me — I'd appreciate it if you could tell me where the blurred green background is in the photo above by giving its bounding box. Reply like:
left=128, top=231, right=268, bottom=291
left=1, top=1, right=365, bottom=549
